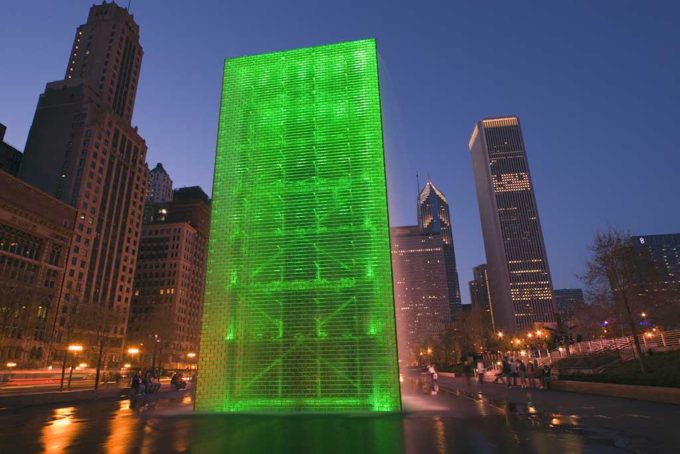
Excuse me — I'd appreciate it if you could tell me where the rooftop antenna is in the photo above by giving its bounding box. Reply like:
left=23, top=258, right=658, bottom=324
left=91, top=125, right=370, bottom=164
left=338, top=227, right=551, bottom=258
left=416, top=171, right=420, bottom=196
left=127, top=0, right=132, bottom=11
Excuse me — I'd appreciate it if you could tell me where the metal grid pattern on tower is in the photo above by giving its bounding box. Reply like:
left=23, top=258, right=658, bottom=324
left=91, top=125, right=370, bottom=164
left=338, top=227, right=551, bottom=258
left=195, top=39, right=401, bottom=412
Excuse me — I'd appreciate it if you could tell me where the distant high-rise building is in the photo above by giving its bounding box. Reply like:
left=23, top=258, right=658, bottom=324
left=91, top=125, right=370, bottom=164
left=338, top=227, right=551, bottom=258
left=0, top=123, right=22, bottom=176
left=631, top=234, right=680, bottom=325
left=143, top=186, right=211, bottom=235
left=127, top=186, right=210, bottom=369
left=417, top=180, right=462, bottom=317
left=469, top=116, right=556, bottom=333
left=0, top=171, right=75, bottom=367
left=18, top=2, right=148, bottom=367
left=391, top=226, right=450, bottom=361
left=469, top=264, right=495, bottom=332
left=147, top=163, right=173, bottom=203
left=553, top=288, right=584, bottom=322
left=631, top=234, right=680, bottom=290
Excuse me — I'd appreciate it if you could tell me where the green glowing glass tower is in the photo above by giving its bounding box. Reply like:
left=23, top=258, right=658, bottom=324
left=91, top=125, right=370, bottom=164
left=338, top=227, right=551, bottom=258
left=195, top=39, right=401, bottom=412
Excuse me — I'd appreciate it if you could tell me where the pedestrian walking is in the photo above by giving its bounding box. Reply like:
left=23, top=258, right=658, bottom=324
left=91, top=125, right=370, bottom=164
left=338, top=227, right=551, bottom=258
left=518, top=359, right=527, bottom=388
left=427, top=363, right=438, bottom=394
left=476, top=361, right=485, bottom=385
left=463, top=361, right=472, bottom=386
left=502, top=357, right=512, bottom=387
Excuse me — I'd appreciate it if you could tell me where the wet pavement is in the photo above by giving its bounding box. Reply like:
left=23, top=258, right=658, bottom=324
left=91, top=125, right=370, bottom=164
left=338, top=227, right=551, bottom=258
left=0, top=378, right=678, bottom=453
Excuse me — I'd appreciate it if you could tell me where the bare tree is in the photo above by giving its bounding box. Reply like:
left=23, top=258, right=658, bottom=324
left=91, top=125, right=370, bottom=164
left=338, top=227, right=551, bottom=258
left=0, top=282, right=45, bottom=366
left=72, top=303, right=122, bottom=390
left=583, top=229, right=649, bottom=373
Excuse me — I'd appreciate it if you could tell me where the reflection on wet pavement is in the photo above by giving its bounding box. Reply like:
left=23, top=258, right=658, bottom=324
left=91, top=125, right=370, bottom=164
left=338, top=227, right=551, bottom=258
left=0, top=380, right=677, bottom=453
left=41, top=406, right=80, bottom=453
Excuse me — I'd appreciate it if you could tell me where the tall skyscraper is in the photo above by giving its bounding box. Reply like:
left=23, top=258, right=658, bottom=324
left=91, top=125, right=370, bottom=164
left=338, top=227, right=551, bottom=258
left=147, top=163, right=173, bottom=203
left=18, top=2, right=148, bottom=367
left=391, top=226, right=450, bottom=362
left=196, top=39, right=400, bottom=413
left=469, top=116, right=556, bottom=333
left=127, top=186, right=210, bottom=369
left=417, top=180, right=462, bottom=317
left=469, top=264, right=495, bottom=332
left=0, top=124, right=22, bottom=176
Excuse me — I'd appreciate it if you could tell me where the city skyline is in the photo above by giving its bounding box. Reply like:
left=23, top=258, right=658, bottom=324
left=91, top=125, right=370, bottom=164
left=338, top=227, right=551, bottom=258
left=2, top=1, right=680, bottom=304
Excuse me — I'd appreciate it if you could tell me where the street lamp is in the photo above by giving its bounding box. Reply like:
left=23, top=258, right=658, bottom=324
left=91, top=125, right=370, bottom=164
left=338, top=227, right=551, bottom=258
left=187, top=352, right=197, bottom=371
left=497, top=331, right=504, bottom=339
left=126, top=347, right=140, bottom=370
left=61, top=343, right=83, bottom=391
left=6, top=362, right=17, bottom=369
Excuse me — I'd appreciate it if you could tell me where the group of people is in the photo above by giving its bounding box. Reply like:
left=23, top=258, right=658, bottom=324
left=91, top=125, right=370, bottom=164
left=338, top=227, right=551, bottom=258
left=492, top=356, right=552, bottom=389
left=130, top=370, right=162, bottom=396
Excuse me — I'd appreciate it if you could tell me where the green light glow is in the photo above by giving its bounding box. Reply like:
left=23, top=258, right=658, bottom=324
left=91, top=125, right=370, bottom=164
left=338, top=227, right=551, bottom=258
left=196, top=39, right=400, bottom=413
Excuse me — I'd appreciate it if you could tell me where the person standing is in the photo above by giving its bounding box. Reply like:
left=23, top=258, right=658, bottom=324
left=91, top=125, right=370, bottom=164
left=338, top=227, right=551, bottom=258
left=542, top=364, right=552, bottom=390
left=510, top=358, right=519, bottom=387
left=527, top=361, right=536, bottom=389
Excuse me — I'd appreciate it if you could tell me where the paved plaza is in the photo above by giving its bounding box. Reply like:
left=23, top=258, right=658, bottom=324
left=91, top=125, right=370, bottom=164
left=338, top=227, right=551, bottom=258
left=0, top=377, right=678, bottom=453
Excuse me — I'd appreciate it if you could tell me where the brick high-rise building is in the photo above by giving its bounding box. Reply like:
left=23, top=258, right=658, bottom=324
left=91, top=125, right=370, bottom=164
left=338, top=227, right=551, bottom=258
left=127, top=187, right=210, bottom=369
left=0, top=124, right=22, bottom=176
left=0, top=171, right=76, bottom=367
left=469, top=116, right=556, bottom=333
left=18, top=2, right=148, bottom=367
left=391, top=226, right=450, bottom=362
left=417, top=180, right=462, bottom=318
left=147, top=163, right=173, bottom=203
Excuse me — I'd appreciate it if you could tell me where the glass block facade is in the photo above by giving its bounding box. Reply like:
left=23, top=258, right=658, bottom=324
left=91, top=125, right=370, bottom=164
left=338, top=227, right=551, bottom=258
left=196, top=39, right=401, bottom=412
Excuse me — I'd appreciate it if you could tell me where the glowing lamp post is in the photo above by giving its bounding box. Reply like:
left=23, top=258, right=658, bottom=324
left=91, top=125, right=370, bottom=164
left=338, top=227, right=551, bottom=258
left=187, top=352, right=197, bottom=370
left=60, top=344, right=83, bottom=391
left=127, top=347, right=140, bottom=370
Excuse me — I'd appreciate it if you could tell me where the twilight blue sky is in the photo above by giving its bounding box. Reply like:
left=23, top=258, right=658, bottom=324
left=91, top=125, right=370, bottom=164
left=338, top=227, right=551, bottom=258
left=1, top=1, right=679, bottom=303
